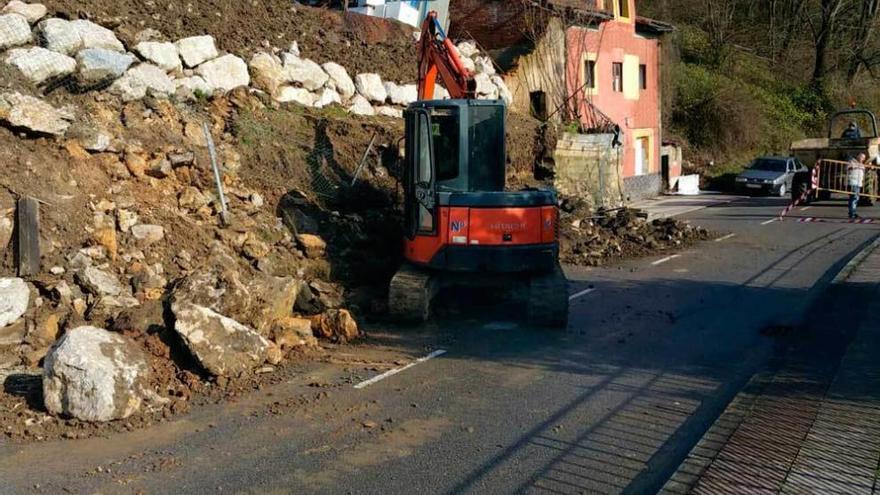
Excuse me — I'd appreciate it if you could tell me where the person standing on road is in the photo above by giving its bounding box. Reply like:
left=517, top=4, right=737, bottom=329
left=847, top=153, right=866, bottom=219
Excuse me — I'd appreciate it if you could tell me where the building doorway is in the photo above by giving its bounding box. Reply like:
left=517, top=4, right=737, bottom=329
left=634, top=136, right=650, bottom=176
left=529, top=91, right=548, bottom=121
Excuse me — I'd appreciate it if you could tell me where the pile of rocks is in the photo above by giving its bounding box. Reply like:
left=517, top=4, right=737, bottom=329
left=0, top=1, right=513, bottom=132
left=1, top=219, right=360, bottom=422
left=559, top=203, right=710, bottom=266
left=453, top=40, right=512, bottom=102
left=0, top=91, right=369, bottom=424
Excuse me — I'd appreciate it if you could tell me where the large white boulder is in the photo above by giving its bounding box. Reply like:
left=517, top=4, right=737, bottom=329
left=174, top=75, right=214, bottom=100
left=4, top=46, right=76, bottom=84
left=474, top=73, right=497, bottom=97
left=37, top=18, right=80, bottom=55
left=348, top=94, right=375, bottom=116
left=175, top=35, right=218, bottom=68
left=0, top=13, right=32, bottom=50
left=70, top=19, right=124, bottom=52
left=2, top=1, right=46, bottom=24
left=385, top=82, right=417, bottom=106
left=282, top=54, right=328, bottom=91
left=275, top=86, right=314, bottom=106
left=459, top=56, right=476, bottom=74
left=456, top=40, right=479, bottom=58
left=354, top=73, right=387, bottom=103
left=321, top=61, right=355, bottom=99
left=492, top=75, right=512, bottom=105
left=0, top=91, right=74, bottom=135
left=195, top=54, right=249, bottom=92
left=376, top=106, right=403, bottom=118
left=474, top=56, right=496, bottom=75
left=76, top=48, right=135, bottom=84
left=313, top=87, right=341, bottom=108
left=43, top=326, right=152, bottom=421
left=134, top=41, right=181, bottom=73
left=248, top=52, right=285, bottom=95
left=172, top=301, right=272, bottom=377
left=110, top=63, right=175, bottom=101
left=0, top=277, right=28, bottom=328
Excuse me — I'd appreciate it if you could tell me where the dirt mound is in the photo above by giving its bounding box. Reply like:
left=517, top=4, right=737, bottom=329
left=40, top=1, right=419, bottom=84
left=559, top=199, right=711, bottom=265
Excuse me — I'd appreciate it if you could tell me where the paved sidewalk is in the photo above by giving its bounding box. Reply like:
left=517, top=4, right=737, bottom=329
left=630, top=193, right=744, bottom=221
left=661, top=239, right=880, bottom=494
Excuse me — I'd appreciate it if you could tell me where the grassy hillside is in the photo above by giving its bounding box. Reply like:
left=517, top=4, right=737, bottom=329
left=643, top=1, right=880, bottom=188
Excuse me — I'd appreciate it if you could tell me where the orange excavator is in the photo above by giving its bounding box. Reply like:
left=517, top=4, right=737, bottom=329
left=387, top=12, right=568, bottom=328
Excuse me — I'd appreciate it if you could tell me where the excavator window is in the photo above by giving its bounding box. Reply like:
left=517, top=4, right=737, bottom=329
left=468, top=105, right=506, bottom=191
left=430, top=108, right=460, bottom=183
left=416, top=112, right=435, bottom=233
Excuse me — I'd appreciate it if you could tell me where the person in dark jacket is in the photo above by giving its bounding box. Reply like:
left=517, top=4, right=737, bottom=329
left=842, top=121, right=862, bottom=139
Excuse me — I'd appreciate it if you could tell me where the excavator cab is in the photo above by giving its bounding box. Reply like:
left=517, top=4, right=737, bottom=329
left=403, top=100, right=506, bottom=238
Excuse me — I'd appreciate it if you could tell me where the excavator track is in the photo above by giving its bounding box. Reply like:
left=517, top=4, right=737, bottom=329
left=388, top=263, right=437, bottom=322
left=527, top=262, right=569, bottom=329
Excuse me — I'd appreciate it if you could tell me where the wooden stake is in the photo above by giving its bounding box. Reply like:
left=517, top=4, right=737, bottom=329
left=16, top=196, right=40, bottom=277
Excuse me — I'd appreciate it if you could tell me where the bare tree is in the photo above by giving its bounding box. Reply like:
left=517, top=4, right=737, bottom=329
left=767, top=0, right=809, bottom=61
left=846, top=0, right=880, bottom=81
left=805, top=0, right=852, bottom=90
left=703, top=0, right=738, bottom=65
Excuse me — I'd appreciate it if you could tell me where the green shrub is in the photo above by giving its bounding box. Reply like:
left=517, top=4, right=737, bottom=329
left=672, top=63, right=763, bottom=152
left=677, top=25, right=714, bottom=65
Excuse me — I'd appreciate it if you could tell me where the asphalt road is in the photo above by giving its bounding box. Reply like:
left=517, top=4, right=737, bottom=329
left=2, top=195, right=879, bottom=495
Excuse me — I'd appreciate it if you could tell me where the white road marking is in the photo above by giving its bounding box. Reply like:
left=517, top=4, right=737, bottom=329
left=801, top=206, right=812, bottom=211
left=651, top=254, right=681, bottom=266
left=353, top=350, right=447, bottom=389
left=568, top=288, right=596, bottom=301
left=715, top=233, right=736, bottom=242
left=761, top=218, right=778, bottom=225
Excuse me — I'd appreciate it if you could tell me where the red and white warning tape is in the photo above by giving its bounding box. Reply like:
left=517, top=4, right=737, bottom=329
left=798, top=217, right=875, bottom=224
left=778, top=167, right=818, bottom=220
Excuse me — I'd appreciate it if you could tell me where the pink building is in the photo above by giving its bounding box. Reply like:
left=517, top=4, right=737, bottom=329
left=567, top=0, right=664, bottom=179
left=450, top=0, right=674, bottom=200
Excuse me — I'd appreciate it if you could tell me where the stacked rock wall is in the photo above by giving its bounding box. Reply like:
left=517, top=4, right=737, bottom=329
left=0, top=4, right=513, bottom=123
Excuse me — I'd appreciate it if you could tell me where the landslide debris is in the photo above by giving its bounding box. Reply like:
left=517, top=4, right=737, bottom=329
left=559, top=199, right=711, bottom=266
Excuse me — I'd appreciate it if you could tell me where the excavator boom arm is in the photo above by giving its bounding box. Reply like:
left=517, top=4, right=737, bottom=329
left=417, top=12, right=476, bottom=100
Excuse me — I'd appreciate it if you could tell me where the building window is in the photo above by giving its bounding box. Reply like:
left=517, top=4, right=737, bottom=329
left=585, top=60, right=596, bottom=89
left=612, top=63, right=623, bottom=92
left=617, top=0, right=630, bottom=18
left=530, top=91, right=548, bottom=121
left=639, top=64, right=647, bottom=90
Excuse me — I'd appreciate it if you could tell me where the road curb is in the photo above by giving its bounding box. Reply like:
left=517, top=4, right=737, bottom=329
left=831, top=234, right=880, bottom=284
left=657, top=370, right=774, bottom=495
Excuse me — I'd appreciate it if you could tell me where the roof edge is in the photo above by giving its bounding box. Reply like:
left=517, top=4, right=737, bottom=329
left=635, top=15, right=675, bottom=34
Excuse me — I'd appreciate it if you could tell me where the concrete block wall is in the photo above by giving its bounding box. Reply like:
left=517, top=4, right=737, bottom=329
left=623, top=173, right=663, bottom=201
left=553, top=132, right=624, bottom=207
